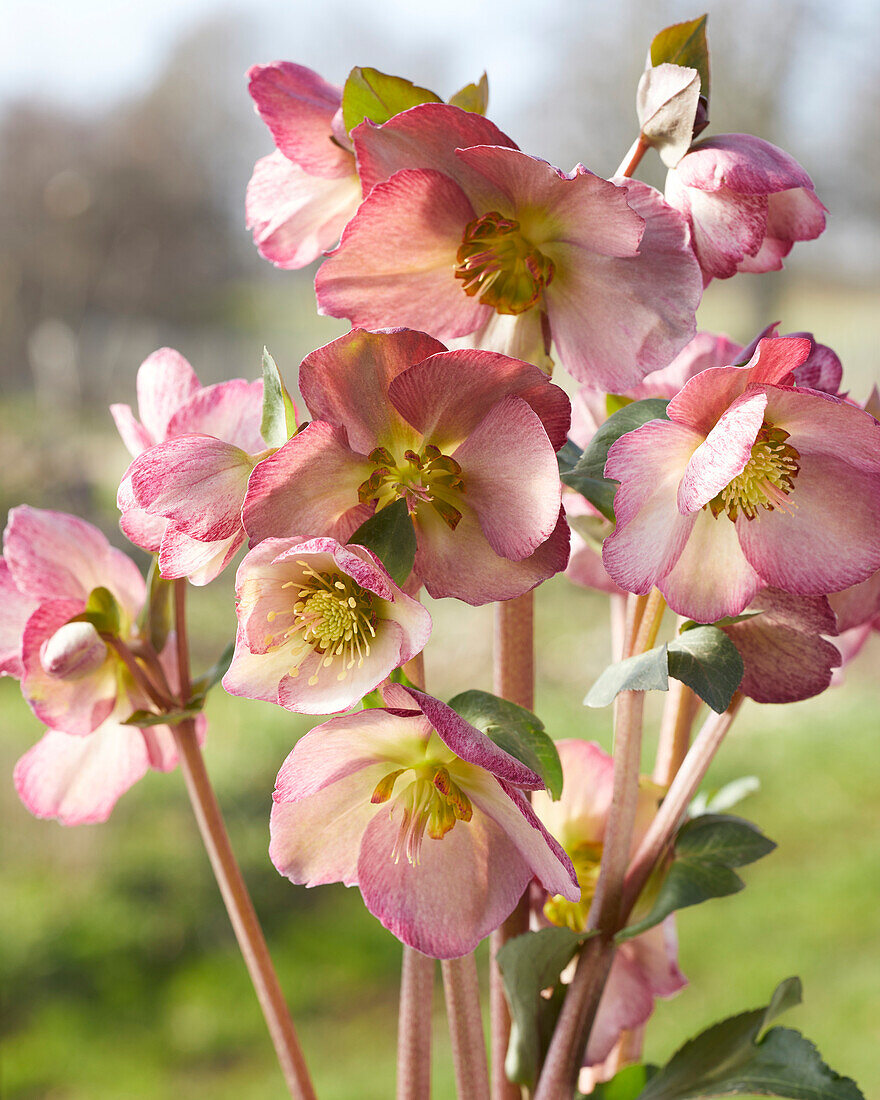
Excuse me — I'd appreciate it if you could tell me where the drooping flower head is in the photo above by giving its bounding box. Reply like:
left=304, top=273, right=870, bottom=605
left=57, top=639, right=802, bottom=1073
left=269, top=684, right=578, bottom=958
left=532, top=741, right=686, bottom=1066
left=222, top=537, right=431, bottom=715
left=602, top=337, right=880, bottom=622
left=243, top=328, right=571, bottom=605
left=315, top=104, right=702, bottom=386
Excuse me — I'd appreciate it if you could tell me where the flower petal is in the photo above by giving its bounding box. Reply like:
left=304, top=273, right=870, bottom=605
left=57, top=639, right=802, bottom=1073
left=167, top=379, right=266, bottom=455
left=158, top=526, right=244, bottom=585
left=0, top=561, right=37, bottom=677
left=132, top=347, right=201, bottom=445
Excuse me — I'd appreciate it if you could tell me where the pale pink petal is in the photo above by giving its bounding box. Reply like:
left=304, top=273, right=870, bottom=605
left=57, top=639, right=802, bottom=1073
left=829, top=571, right=880, bottom=633
left=109, top=403, right=153, bottom=458
left=248, top=62, right=351, bottom=178
left=666, top=367, right=751, bottom=435
left=222, top=625, right=305, bottom=705
left=586, top=948, right=657, bottom=1064
left=674, top=135, right=815, bottom=195
left=299, top=328, right=445, bottom=455
left=315, top=169, right=490, bottom=338
left=135, top=347, right=201, bottom=443
left=789, top=334, right=843, bottom=395
left=158, top=526, right=244, bottom=585
left=247, top=151, right=362, bottom=269
left=660, top=507, right=763, bottom=621
left=14, top=723, right=151, bottom=826
left=602, top=421, right=701, bottom=595
left=168, top=380, right=266, bottom=455
left=546, top=180, right=702, bottom=390
left=677, top=388, right=768, bottom=513
left=0, top=561, right=37, bottom=677
left=450, top=309, right=552, bottom=373
left=532, top=740, right=615, bottom=851
left=744, top=336, right=810, bottom=387
left=129, top=436, right=252, bottom=542
left=766, top=384, right=880, bottom=468
left=627, top=331, right=743, bottom=402
left=242, top=422, right=372, bottom=545
left=451, top=395, right=562, bottom=558
left=666, top=171, right=768, bottom=280
left=387, top=349, right=571, bottom=452
left=763, top=186, right=826, bottom=242
left=630, top=918, right=687, bottom=998
left=353, top=101, right=518, bottom=199
left=118, top=489, right=167, bottom=554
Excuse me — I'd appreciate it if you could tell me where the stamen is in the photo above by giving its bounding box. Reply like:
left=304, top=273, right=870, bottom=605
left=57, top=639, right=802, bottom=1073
left=455, top=210, right=555, bottom=315
left=708, top=424, right=800, bottom=522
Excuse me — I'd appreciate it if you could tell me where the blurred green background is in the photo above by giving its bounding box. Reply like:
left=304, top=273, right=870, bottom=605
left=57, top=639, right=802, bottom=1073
left=3, top=0, right=880, bottom=1095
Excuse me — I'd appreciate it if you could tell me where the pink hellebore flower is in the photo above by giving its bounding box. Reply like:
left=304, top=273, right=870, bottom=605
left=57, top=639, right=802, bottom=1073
left=665, top=135, right=826, bottom=285
left=532, top=741, right=686, bottom=1066
left=243, top=328, right=571, bottom=605
left=269, top=684, right=579, bottom=959
left=246, top=62, right=362, bottom=269
left=114, top=348, right=271, bottom=585
left=3, top=506, right=202, bottom=825
left=222, top=537, right=432, bottom=715
left=315, top=103, right=702, bottom=387
left=602, top=337, right=880, bottom=623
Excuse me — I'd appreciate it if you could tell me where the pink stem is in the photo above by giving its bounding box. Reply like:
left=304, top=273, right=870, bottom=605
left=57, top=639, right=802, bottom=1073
left=442, top=955, right=490, bottom=1100
left=398, top=947, right=435, bottom=1100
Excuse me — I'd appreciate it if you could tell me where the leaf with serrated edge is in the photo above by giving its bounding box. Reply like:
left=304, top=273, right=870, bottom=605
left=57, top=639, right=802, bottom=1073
left=584, top=645, right=670, bottom=708
left=448, top=72, right=488, bottom=114
left=348, top=498, right=417, bottom=587
left=637, top=977, right=865, bottom=1100
left=342, top=67, right=441, bottom=134
left=617, top=814, right=775, bottom=942
left=448, top=689, right=563, bottom=799
left=650, top=15, right=710, bottom=102
left=667, top=626, right=744, bottom=714
left=260, top=348, right=297, bottom=449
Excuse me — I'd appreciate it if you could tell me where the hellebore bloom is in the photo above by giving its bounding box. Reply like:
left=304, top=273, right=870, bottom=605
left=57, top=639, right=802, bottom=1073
left=269, top=684, right=579, bottom=958
left=602, top=337, right=880, bottom=623
left=532, top=741, right=686, bottom=1066
left=246, top=62, right=362, bottom=269
left=665, top=135, right=826, bottom=284
left=315, top=103, right=702, bottom=387
left=3, top=506, right=202, bottom=825
left=115, top=348, right=270, bottom=585
left=222, top=537, right=432, bottom=715
left=243, top=328, right=571, bottom=604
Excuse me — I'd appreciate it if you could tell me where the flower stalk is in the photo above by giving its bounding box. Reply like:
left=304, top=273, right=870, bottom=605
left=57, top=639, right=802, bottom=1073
left=441, top=954, right=491, bottom=1100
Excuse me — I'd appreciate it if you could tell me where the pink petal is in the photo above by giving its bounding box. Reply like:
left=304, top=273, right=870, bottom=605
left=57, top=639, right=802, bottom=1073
left=247, top=62, right=351, bottom=178
left=315, top=169, right=489, bottom=338
left=450, top=309, right=552, bottom=373
left=789, top=334, right=843, bottom=395
left=586, top=948, right=657, bottom=1064
left=129, top=436, right=252, bottom=542
left=388, top=349, right=571, bottom=452
left=158, top=526, right=244, bottom=585
left=0, top=560, right=37, bottom=677
left=667, top=171, right=768, bottom=280
left=299, top=328, right=445, bottom=455
left=547, top=180, right=702, bottom=389
left=109, top=403, right=153, bottom=458
left=222, top=625, right=305, bottom=705
left=677, top=388, right=768, bottom=514
left=247, top=151, right=361, bottom=270
left=674, top=135, right=815, bottom=195
left=118, top=487, right=167, bottom=554
left=666, top=366, right=751, bottom=435
left=744, top=336, right=810, bottom=387
left=167, top=380, right=266, bottom=455
left=829, top=571, right=880, bottom=633
left=242, top=422, right=372, bottom=546
left=627, top=331, right=743, bottom=402
left=764, top=186, right=826, bottom=241
left=602, top=421, right=701, bottom=595
left=353, top=101, right=518, bottom=198
left=135, top=347, right=201, bottom=444
left=532, top=740, right=615, bottom=851
left=630, top=918, right=687, bottom=998
left=14, top=723, right=151, bottom=826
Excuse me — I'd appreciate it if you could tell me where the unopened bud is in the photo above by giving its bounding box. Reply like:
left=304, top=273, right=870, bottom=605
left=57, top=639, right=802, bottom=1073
left=40, top=621, right=108, bottom=680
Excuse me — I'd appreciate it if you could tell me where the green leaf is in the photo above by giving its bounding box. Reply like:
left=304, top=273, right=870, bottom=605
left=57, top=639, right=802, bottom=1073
left=497, top=927, right=595, bottom=1089
left=650, top=15, right=710, bottom=103
left=122, top=705, right=203, bottom=728
left=617, top=813, right=776, bottom=942
left=556, top=438, right=582, bottom=475
left=260, top=348, right=297, bottom=448
left=69, top=586, right=121, bottom=635
left=583, top=645, right=670, bottom=708
left=667, top=626, right=744, bottom=714
left=680, top=612, right=762, bottom=631
left=690, top=775, right=760, bottom=816
left=447, top=690, right=563, bottom=799
left=136, top=557, right=173, bottom=654
left=342, top=67, right=441, bottom=134
left=348, top=498, right=417, bottom=587
left=637, top=977, right=865, bottom=1100
left=189, top=641, right=235, bottom=704
left=580, top=1064, right=658, bottom=1100
left=448, top=72, right=489, bottom=114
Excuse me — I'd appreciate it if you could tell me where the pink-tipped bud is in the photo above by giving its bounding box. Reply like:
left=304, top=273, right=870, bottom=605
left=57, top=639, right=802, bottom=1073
left=40, top=622, right=108, bottom=680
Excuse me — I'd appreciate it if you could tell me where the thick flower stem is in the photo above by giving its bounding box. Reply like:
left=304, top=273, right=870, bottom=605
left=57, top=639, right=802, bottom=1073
left=615, top=135, right=650, bottom=179
left=653, top=678, right=701, bottom=787
left=172, top=719, right=316, bottom=1100
left=491, top=592, right=534, bottom=1100
left=442, top=955, right=491, bottom=1100
left=398, top=947, right=435, bottom=1100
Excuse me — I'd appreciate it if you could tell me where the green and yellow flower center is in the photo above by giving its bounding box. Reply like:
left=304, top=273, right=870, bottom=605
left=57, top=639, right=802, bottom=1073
left=708, top=424, right=800, bottom=522
left=357, top=444, right=465, bottom=530
left=371, top=764, right=474, bottom=866
left=266, top=563, right=377, bottom=685
left=454, top=210, right=555, bottom=315
left=543, top=841, right=603, bottom=933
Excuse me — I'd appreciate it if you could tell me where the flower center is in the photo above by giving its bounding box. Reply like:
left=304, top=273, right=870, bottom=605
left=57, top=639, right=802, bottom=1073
left=371, top=764, right=473, bottom=866
left=454, top=210, right=555, bottom=315
left=708, top=424, right=800, bottom=522
left=543, top=842, right=603, bottom=933
left=357, top=444, right=465, bottom=529
left=267, top=564, right=377, bottom=686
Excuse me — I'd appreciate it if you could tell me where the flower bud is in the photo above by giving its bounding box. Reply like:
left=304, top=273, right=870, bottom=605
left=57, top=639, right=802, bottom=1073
left=40, top=621, right=108, bottom=680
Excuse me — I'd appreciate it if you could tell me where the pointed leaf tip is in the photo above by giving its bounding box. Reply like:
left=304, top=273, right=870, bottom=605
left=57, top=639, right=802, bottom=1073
left=260, top=348, right=297, bottom=448
left=348, top=498, right=417, bottom=587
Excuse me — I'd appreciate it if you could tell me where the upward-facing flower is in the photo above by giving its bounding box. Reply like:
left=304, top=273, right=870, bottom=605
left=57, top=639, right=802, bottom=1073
left=602, top=337, right=880, bottom=622
left=314, top=103, right=702, bottom=386
left=243, top=328, right=571, bottom=604
left=269, top=684, right=578, bottom=958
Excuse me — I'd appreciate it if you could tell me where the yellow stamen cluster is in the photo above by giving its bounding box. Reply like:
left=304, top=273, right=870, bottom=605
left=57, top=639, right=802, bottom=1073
left=454, top=210, right=555, bottom=315
left=709, top=425, right=800, bottom=522
left=266, top=563, right=377, bottom=686
left=357, top=444, right=465, bottom=530
left=543, top=841, right=604, bottom=933
left=371, top=764, right=473, bottom=866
